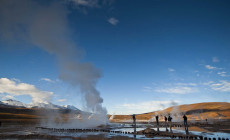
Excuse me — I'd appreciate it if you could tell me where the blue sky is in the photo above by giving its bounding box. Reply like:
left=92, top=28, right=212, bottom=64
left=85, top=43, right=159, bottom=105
left=0, top=0, right=230, bottom=114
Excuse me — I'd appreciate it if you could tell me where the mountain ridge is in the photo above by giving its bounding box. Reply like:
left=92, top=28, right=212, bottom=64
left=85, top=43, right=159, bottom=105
left=0, top=99, right=80, bottom=111
left=109, top=102, right=230, bottom=122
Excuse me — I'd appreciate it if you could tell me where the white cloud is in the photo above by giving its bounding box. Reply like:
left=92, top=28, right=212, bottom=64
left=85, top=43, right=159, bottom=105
left=205, top=65, right=216, bottom=70
left=0, top=78, right=53, bottom=103
left=155, top=86, right=197, bottom=94
left=68, top=0, right=99, bottom=8
left=204, top=65, right=222, bottom=70
left=108, top=17, right=119, bottom=25
left=113, top=100, right=180, bottom=114
left=208, top=80, right=230, bottom=92
left=58, top=99, right=67, bottom=102
left=202, top=81, right=214, bottom=86
left=40, top=78, right=55, bottom=83
left=212, top=57, right=219, bottom=63
left=142, top=86, right=153, bottom=92
left=217, top=71, right=229, bottom=77
left=143, top=82, right=198, bottom=94
left=174, top=83, right=197, bottom=86
left=168, top=68, right=175, bottom=72
left=1, top=95, right=15, bottom=100
left=67, top=0, right=114, bottom=14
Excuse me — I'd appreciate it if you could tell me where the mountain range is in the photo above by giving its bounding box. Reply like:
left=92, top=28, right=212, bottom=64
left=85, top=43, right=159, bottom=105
left=0, top=99, right=80, bottom=111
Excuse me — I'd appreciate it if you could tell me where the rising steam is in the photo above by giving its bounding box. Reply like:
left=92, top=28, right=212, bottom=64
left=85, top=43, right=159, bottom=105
left=0, top=0, right=107, bottom=126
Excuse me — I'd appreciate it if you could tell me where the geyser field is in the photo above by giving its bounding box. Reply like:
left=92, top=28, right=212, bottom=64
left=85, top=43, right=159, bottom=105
left=1, top=0, right=230, bottom=139
left=0, top=102, right=230, bottom=139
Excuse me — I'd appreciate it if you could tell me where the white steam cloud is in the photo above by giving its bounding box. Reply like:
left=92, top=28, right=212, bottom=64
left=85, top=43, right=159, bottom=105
left=0, top=0, right=107, bottom=124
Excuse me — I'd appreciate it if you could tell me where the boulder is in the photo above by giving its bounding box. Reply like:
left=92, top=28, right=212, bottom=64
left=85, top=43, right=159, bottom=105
left=142, top=128, right=156, bottom=134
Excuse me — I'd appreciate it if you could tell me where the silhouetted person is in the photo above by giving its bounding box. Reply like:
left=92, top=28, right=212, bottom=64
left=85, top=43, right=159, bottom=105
left=155, top=115, right=159, bottom=126
left=183, top=114, right=189, bottom=133
left=164, top=116, right=167, bottom=123
left=168, top=115, right=172, bottom=130
left=183, top=115, right=187, bottom=127
left=132, top=114, right=136, bottom=125
left=164, top=116, right=168, bottom=131
left=132, top=114, right=136, bottom=134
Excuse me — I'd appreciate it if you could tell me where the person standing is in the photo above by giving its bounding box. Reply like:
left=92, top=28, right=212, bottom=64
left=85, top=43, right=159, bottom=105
left=132, top=114, right=136, bottom=125
left=155, top=115, right=159, bottom=126
left=132, top=114, right=136, bottom=134
left=183, top=114, right=188, bottom=130
left=164, top=116, right=168, bottom=126
left=168, top=115, right=172, bottom=130
left=164, top=116, right=168, bottom=131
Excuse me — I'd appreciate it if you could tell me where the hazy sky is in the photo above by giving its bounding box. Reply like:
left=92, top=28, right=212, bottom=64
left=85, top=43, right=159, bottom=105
left=0, top=0, right=230, bottom=114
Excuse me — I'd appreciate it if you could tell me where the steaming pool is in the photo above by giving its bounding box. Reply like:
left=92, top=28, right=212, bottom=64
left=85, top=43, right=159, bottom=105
left=0, top=123, right=230, bottom=139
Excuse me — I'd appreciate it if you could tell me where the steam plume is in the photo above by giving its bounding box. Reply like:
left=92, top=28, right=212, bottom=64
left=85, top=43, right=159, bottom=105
left=0, top=0, right=107, bottom=123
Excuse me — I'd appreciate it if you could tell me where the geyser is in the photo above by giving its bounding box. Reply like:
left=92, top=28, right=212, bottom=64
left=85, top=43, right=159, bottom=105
left=0, top=0, right=108, bottom=127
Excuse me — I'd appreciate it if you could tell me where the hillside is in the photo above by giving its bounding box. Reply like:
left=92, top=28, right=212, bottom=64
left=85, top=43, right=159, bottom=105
left=0, top=103, right=82, bottom=124
left=1, top=102, right=230, bottom=124
left=109, top=102, right=230, bottom=122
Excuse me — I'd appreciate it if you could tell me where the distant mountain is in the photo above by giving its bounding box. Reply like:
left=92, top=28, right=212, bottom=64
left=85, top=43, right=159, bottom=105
left=62, top=105, right=80, bottom=111
left=28, top=102, right=65, bottom=109
left=0, top=99, right=80, bottom=111
left=0, top=100, right=89, bottom=125
left=2, top=99, right=27, bottom=108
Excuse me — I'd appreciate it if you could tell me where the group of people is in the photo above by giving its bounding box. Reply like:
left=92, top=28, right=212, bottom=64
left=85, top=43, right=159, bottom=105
left=132, top=114, right=189, bottom=131
left=155, top=115, right=173, bottom=130
left=155, top=114, right=188, bottom=129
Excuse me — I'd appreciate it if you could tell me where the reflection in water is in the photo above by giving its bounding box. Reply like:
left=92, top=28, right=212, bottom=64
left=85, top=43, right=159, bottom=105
left=185, top=126, right=189, bottom=135
left=111, top=124, right=230, bottom=139
left=170, top=127, right=173, bottom=133
left=133, top=126, right=136, bottom=139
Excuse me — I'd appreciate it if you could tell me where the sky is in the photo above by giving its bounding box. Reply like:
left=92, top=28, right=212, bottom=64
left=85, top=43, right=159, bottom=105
left=0, top=0, right=230, bottom=114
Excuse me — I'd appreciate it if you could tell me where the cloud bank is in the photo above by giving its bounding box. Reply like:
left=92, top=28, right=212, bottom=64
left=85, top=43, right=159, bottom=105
left=155, top=87, right=196, bottom=94
left=114, top=100, right=180, bottom=114
left=0, top=78, right=53, bottom=103
left=206, top=80, right=230, bottom=92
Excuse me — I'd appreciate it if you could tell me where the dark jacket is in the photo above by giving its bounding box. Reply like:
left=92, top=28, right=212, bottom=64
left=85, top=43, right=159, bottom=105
left=168, top=116, right=172, bottom=122
left=132, top=114, right=136, bottom=120
left=156, top=116, right=159, bottom=121
left=164, top=116, right=167, bottom=121
left=183, top=115, right=187, bottom=121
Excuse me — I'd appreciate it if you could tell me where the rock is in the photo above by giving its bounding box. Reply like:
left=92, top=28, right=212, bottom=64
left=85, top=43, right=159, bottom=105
left=142, top=128, right=156, bottom=134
